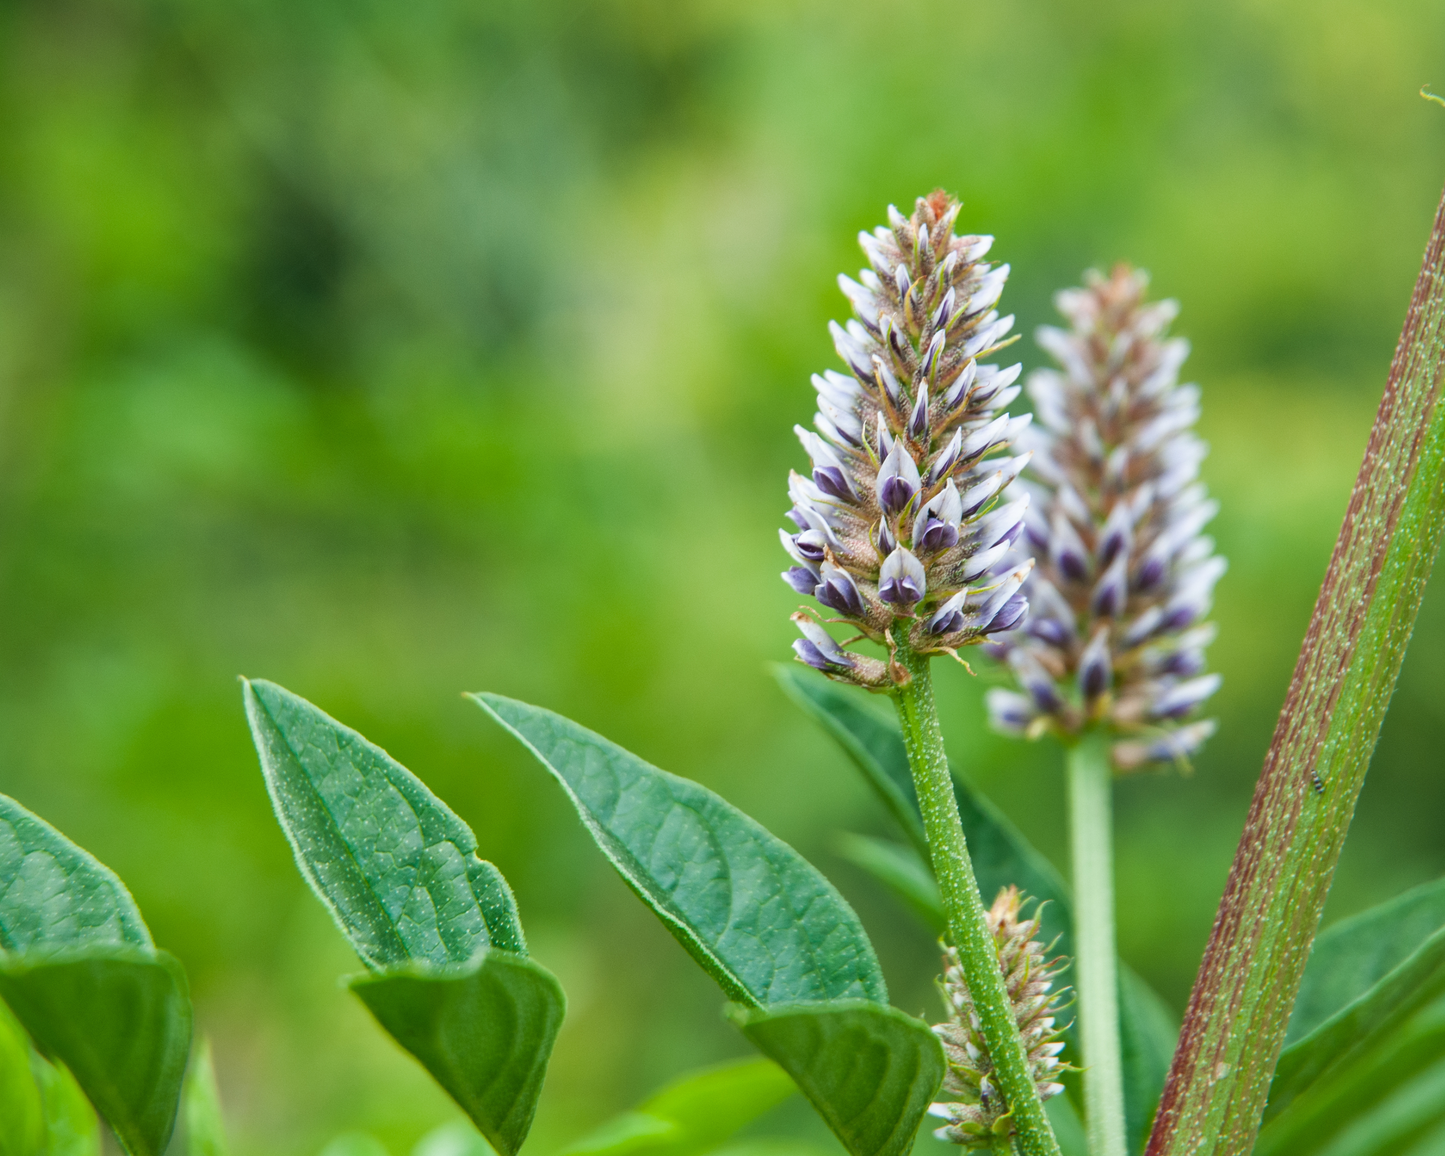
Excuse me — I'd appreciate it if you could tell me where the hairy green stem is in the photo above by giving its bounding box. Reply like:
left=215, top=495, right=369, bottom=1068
left=1067, top=733, right=1126, bottom=1156
left=1146, top=183, right=1445, bottom=1155
left=891, top=644, right=1061, bottom=1156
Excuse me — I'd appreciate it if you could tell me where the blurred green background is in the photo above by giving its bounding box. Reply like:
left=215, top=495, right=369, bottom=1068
left=1, top=0, right=1443, bottom=1151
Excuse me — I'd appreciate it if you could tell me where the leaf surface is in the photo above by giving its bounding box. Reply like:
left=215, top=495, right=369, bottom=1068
left=560, top=1057, right=795, bottom=1156
left=472, top=693, right=885, bottom=1007
left=727, top=1001, right=944, bottom=1156
left=243, top=679, right=524, bottom=967
left=0, top=794, right=151, bottom=953
left=1267, top=881, right=1445, bottom=1120
left=0, top=947, right=192, bottom=1156
left=1118, top=968, right=1178, bottom=1156
left=1256, top=995, right=1445, bottom=1156
left=350, top=950, right=564, bottom=1156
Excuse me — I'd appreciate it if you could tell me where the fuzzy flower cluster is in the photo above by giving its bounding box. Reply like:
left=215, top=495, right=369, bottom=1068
left=930, top=887, right=1068, bottom=1148
left=985, top=266, right=1225, bottom=770
left=783, top=192, right=1034, bottom=688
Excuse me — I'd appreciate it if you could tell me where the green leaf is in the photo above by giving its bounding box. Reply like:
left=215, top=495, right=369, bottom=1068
left=33, top=1055, right=101, bottom=1156
left=560, top=1056, right=796, bottom=1156
left=242, top=678, right=525, bottom=968
left=1045, top=1095, right=1088, bottom=1156
left=0, top=946, right=191, bottom=1156
left=0, top=794, right=151, bottom=953
left=835, top=835, right=942, bottom=933
left=0, top=999, right=45, bottom=1156
left=350, top=949, right=565, bottom=1156
left=780, top=668, right=1181, bottom=1152
left=1118, top=968, right=1178, bottom=1156
left=186, top=1039, right=228, bottom=1156
left=1256, top=994, right=1445, bottom=1156
left=1267, top=879, right=1445, bottom=1120
left=471, top=693, right=886, bottom=1007
left=727, top=1001, right=944, bottom=1156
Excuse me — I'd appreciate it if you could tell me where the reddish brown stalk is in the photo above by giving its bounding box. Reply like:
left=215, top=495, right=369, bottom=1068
left=1146, top=183, right=1445, bottom=1156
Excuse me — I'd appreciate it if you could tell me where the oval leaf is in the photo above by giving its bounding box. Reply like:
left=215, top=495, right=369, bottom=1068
left=350, top=949, right=564, bottom=1156
left=727, top=1001, right=944, bottom=1156
left=560, top=1056, right=795, bottom=1156
left=0, top=947, right=192, bottom=1156
left=472, top=693, right=885, bottom=1007
left=0, top=794, right=151, bottom=953
left=243, top=679, right=525, bottom=966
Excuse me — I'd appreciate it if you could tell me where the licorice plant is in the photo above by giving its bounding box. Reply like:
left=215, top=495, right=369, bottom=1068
left=4, top=183, right=1445, bottom=1156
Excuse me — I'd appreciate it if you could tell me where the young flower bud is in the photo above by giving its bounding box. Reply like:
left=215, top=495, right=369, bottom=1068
left=781, top=192, right=1034, bottom=687
left=930, top=887, right=1070, bottom=1149
left=987, top=266, right=1224, bottom=768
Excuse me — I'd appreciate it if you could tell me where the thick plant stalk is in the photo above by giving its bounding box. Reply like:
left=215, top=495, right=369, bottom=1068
left=893, top=644, right=1062, bottom=1156
left=1146, top=184, right=1445, bottom=1156
left=1067, top=733, right=1126, bottom=1156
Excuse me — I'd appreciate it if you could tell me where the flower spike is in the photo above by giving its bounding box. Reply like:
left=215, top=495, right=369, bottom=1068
left=985, top=265, right=1224, bottom=769
left=930, top=887, right=1070, bottom=1149
left=781, top=191, right=1033, bottom=688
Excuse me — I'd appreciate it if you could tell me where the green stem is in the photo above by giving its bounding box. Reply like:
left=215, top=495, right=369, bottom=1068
left=1067, top=733, right=1126, bottom=1156
left=1146, top=184, right=1445, bottom=1155
left=892, top=643, right=1061, bottom=1156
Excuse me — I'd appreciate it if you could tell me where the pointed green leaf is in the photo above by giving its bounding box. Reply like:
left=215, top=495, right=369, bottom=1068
left=350, top=949, right=564, bottom=1156
left=186, top=1039, right=228, bottom=1156
left=471, top=693, right=886, bottom=1007
left=0, top=946, right=192, bottom=1156
left=1267, top=880, right=1445, bottom=1120
left=560, top=1056, right=796, bottom=1156
left=242, top=679, right=525, bottom=966
left=34, top=1055, right=101, bottom=1156
left=0, top=794, right=151, bottom=953
left=727, top=1001, right=944, bottom=1156
left=0, top=1000, right=45, bottom=1156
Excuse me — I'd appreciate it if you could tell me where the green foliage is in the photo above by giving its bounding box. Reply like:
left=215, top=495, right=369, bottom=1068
left=33, top=1055, right=102, bottom=1156
left=412, top=1122, right=496, bottom=1156
left=320, top=1135, right=394, bottom=1156
left=0, top=1001, right=45, bottom=1156
left=0, top=947, right=191, bottom=1156
left=244, top=681, right=563, bottom=1155
left=351, top=952, right=565, bottom=1156
left=243, top=678, right=525, bottom=967
left=471, top=692, right=887, bottom=1007
left=1255, top=877, right=1445, bottom=1154
left=559, top=1057, right=795, bottom=1156
left=0, top=795, right=152, bottom=952
left=779, top=668, right=1178, bottom=1154
left=185, top=1039, right=229, bottom=1156
left=0, top=794, right=189, bottom=1156
left=727, top=1001, right=944, bottom=1156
